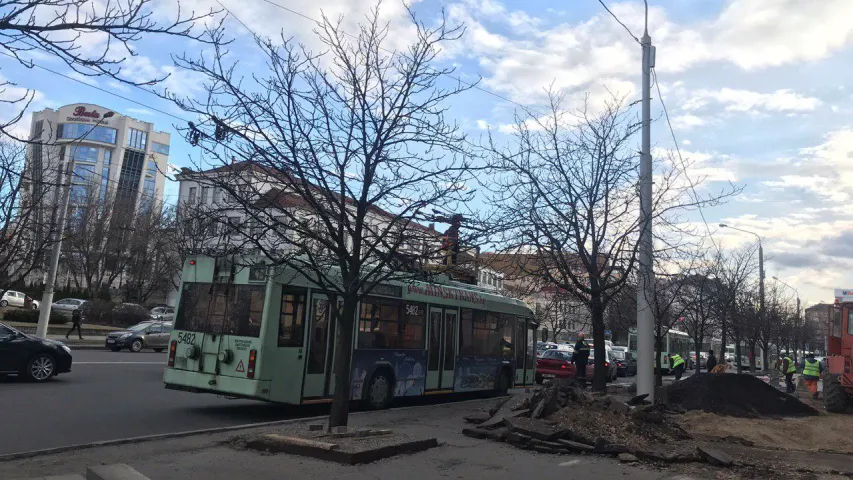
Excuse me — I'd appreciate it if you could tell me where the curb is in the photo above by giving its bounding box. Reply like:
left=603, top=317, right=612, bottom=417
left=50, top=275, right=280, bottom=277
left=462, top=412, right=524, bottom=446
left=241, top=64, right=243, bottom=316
left=69, top=345, right=112, bottom=351
left=0, top=416, right=328, bottom=462
left=0, top=396, right=498, bottom=463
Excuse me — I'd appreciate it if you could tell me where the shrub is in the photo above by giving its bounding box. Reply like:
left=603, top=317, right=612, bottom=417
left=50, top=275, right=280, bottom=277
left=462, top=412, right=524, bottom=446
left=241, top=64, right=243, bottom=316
left=105, top=303, right=150, bottom=327
left=3, top=308, right=67, bottom=324
left=81, top=299, right=116, bottom=325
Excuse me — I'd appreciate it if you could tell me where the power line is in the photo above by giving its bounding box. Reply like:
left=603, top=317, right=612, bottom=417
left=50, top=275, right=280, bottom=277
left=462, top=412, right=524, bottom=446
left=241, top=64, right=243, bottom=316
left=596, top=0, right=641, bottom=44
left=651, top=67, right=721, bottom=254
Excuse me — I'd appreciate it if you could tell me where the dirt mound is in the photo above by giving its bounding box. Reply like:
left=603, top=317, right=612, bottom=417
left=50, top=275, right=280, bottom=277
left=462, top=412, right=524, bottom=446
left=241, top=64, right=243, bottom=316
left=666, top=373, right=819, bottom=418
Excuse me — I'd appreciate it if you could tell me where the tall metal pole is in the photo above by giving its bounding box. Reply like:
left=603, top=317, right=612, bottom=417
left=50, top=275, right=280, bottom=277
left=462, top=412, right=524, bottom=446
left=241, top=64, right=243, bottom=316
left=758, top=241, right=765, bottom=330
left=636, top=31, right=656, bottom=402
left=35, top=161, right=72, bottom=338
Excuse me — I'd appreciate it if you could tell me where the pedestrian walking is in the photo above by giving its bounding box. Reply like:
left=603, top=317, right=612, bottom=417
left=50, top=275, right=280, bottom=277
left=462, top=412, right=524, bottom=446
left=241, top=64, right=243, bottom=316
left=573, top=333, right=590, bottom=387
left=670, top=353, right=686, bottom=380
left=65, top=309, right=83, bottom=340
left=706, top=349, right=717, bottom=372
left=781, top=353, right=796, bottom=393
left=801, top=352, right=823, bottom=400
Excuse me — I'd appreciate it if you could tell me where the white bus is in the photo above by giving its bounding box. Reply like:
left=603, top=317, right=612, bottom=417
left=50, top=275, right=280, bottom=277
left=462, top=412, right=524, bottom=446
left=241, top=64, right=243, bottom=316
left=627, top=328, right=691, bottom=374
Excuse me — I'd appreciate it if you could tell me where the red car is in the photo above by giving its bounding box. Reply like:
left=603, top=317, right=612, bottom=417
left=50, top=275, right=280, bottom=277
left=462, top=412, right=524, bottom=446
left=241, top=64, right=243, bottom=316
left=535, top=349, right=616, bottom=383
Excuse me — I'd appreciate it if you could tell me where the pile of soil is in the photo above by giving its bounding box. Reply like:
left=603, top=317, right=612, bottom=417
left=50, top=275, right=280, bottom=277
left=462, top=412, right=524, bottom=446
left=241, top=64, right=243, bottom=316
left=666, top=373, right=819, bottom=418
left=547, top=398, right=693, bottom=452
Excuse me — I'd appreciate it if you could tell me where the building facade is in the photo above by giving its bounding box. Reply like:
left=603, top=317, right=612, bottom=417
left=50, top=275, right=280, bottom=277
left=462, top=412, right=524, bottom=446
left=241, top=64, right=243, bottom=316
left=23, top=104, right=170, bottom=289
left=27, top=104, right=169, bottom=213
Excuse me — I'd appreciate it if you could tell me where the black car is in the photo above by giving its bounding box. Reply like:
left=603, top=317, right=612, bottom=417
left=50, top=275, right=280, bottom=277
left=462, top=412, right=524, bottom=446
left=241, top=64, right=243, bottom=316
left=614, top=350, right=637, bottom=377
left=0, top=322, right=72, bottom=382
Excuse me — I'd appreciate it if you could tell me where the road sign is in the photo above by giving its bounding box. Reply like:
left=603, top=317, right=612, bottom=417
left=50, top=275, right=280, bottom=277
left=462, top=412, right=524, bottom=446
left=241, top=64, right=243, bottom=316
left=235, top=360, right=245, bottom=373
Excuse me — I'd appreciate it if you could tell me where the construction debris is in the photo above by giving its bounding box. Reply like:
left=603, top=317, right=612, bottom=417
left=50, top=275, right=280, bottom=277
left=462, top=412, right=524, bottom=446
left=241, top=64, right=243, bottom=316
left=666, top=373, right=820, bottom=417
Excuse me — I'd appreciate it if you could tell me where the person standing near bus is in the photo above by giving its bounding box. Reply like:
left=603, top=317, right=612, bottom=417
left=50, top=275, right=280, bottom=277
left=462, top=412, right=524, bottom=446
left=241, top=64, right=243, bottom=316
left=670, top=352, right=686, bottom=380
left=573, top=333, right=590, bottom=387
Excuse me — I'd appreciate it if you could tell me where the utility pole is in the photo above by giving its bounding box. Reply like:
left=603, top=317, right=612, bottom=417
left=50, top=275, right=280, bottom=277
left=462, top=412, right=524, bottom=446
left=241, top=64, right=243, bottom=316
left=35, top=161, right=72, bottom=338
left=636, top=29, right=656, bottom=402
left=36, top=112, right=114, bottom=338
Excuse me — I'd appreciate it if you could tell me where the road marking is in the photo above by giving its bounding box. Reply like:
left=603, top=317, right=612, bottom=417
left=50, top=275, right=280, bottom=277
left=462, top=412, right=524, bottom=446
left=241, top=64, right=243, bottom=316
left=559, top=460, right=582, bottom=466
left=74, top=362, right=164, bottom=365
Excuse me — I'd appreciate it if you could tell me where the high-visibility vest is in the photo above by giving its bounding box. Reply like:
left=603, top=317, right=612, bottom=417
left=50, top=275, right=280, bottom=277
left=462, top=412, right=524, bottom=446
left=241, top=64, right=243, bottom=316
left=784, top=357, right=796, bottom=374
left=802, top=358, right=820, bottom=378
left=671, top=354, right=685, bottom=368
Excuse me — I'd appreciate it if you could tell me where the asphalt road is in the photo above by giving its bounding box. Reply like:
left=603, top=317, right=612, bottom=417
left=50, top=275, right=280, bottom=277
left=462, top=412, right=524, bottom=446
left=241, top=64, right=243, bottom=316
left=0, top=350, right=327, bottom=456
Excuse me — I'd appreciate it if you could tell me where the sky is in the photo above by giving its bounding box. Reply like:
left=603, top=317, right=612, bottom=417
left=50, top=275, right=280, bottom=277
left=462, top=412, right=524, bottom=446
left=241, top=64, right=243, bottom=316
left=2, top=0, right=853, bottom=306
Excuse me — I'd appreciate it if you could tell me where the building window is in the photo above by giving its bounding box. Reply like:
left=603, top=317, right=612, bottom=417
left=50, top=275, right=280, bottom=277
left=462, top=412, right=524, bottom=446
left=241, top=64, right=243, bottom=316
left=103, top=149, right=112, bottom=165
left=58, top=123, right=117, bottom=144
left=212, top=187, right=222, bottom=204
left=72, top=163, right=95, bottom=184
left=100, top=168, right=109, bottom=201
left=116, top=149, right=145, bottom=202
left=151, top=142, right=170, bottom=155
left=70, top=185, right=88, bottom=204
left=70, top=146, right=99, bottom=163
left=201, top=186, right=210, bottom=204
left=143, top=177, right=155, bottom=196
left=147, top=159, right=157, bottom=176
left=127, top=128, right=148, bottom=151
left=188, top=187, right=197, bottom=204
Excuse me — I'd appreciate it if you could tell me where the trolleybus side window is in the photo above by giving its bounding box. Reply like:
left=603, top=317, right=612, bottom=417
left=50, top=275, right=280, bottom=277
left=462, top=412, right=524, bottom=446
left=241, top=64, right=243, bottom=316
left=499, top=313, right=515, bottom=357
left=307, top=298, right=330, bottom=374
left=357, top=297, right=424, bottom=349
left=428, top=309, right=441, bottom=370
left=279, top=290, right=306, bottom=347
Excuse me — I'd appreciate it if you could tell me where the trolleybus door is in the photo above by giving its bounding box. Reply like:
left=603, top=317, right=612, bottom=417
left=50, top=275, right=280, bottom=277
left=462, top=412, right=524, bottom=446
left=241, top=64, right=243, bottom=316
left=425, top=306, right=458, bottom=390
left=303, top=294, right=336, bottom=398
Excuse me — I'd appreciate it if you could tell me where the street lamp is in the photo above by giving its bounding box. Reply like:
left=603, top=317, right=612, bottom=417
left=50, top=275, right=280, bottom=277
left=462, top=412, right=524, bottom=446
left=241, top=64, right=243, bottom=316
left=719, top=223, right=765, bottom=327
left=35, top=111, right=115, bottom=338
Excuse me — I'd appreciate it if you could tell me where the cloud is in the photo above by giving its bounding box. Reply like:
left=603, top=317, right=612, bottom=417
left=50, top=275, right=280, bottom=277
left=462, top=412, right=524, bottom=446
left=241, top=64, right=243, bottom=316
left=683, top=88, right=821, bottom=114
left=671, top=114, right=705, bottom=130
left=126, top=108, right=154, bottom=116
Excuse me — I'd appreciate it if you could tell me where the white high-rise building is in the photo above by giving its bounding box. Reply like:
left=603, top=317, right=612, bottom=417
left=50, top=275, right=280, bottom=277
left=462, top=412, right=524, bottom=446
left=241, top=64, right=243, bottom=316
left=27, top=103, right=170, bottom=213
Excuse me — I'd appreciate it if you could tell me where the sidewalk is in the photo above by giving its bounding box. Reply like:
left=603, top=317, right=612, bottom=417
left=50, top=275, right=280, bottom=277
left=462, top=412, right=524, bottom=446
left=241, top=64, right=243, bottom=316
left=0, top=397, right=686, bottom=480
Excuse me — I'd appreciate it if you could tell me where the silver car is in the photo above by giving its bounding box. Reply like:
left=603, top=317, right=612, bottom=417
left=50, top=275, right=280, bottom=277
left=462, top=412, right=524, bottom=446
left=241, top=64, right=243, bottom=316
left=149, top=306, right=175, bottom=321
left=51, top=298, right=87, bottom=316
left=105, top=321, right=173, bottom=352
left=0, top=291, right=38, bottom=309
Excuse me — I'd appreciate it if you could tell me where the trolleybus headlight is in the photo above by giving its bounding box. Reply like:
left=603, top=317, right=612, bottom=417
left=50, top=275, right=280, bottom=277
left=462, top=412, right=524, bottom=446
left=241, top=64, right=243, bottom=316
left=218, top=349, right=234, bottom=364
left=185, top=344, right=200, bottom=360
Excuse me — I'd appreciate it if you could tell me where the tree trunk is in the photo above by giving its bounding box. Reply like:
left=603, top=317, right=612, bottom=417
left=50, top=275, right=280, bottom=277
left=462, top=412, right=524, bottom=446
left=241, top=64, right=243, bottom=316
left=694, top=335, right=703, bottom=372
left=734, top=341, right=742, bottom=373
left=328, top=298, right=356, bottom=429
left=591, top=295, right=607, bottom=393
left=748, top=340, right=757, bottom=372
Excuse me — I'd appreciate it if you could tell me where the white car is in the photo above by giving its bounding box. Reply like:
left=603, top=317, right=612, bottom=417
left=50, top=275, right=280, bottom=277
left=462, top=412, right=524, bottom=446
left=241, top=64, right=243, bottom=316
left=0, top=290, right=38, bottom=309
left=149, top=306, right=175, bottom=321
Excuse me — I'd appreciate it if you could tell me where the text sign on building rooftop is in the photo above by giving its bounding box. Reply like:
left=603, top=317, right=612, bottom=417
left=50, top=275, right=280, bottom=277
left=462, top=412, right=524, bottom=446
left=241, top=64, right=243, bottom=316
left=66, top=105, right=106, bottom=123
left=834, top=289, right=853, bottom=303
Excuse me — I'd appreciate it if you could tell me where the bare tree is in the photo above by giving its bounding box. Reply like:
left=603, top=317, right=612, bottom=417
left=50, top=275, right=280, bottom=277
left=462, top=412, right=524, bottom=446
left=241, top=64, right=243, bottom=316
left=0, top=0, right=223, bottom=139
left=168, top=7, right=479, bottom=428
left=0, top=138, right=56, bottom=289
left=122, top=205, right=181, bottom=304
left=714, top=244, right=759, bottom=368
left=681, top=257, right=721, bottom=373
left=484, top=91, right=738, bottom=392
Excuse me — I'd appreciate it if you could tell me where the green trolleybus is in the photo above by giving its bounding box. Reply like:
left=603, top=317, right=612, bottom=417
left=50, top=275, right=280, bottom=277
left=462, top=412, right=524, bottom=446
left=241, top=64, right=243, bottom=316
left=163, top=257, right=538, bottom=408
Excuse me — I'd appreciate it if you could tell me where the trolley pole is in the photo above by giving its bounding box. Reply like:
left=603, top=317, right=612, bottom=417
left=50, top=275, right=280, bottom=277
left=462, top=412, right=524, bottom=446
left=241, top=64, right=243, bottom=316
left=636, top=31, right=656, bottom=402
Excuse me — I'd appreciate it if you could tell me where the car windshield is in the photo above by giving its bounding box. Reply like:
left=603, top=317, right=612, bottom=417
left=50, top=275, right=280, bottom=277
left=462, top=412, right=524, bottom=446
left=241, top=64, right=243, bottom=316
left=127, top=323, right=153, bottom=332
left=611, top=349, right=625, bottom=361
left=542, top=350, right=571, bottom=361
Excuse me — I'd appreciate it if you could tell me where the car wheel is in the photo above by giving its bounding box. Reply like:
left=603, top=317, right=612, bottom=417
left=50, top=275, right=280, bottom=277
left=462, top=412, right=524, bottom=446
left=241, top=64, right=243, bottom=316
left=153, top=348, right=164, bottom=353
left=0, top=300, right=7, bottom=308
left=25, top=354, right=55, bottom=382
left=31, top=304, right=38, bottom=310
left=130, top=339, right=143, bottom=352
left=364, top=371, right=394, bottom=410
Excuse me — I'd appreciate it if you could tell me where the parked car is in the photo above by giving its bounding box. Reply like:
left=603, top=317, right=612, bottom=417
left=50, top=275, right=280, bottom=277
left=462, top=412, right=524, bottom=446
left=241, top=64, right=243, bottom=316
left=614, top=349, right=637, bottom=376
left=149, top=306, right=175, bottom=321
left=51, top=298, right=87, bottom=316
left=535, top=349, right=576, bottom=383
left=105, top=321, right=173, bottom=352
left=0, top=322, right=72, bottom=381
left=589, top=348, right=618, bottom=382
left=0, top=290, right=38, bottom=310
